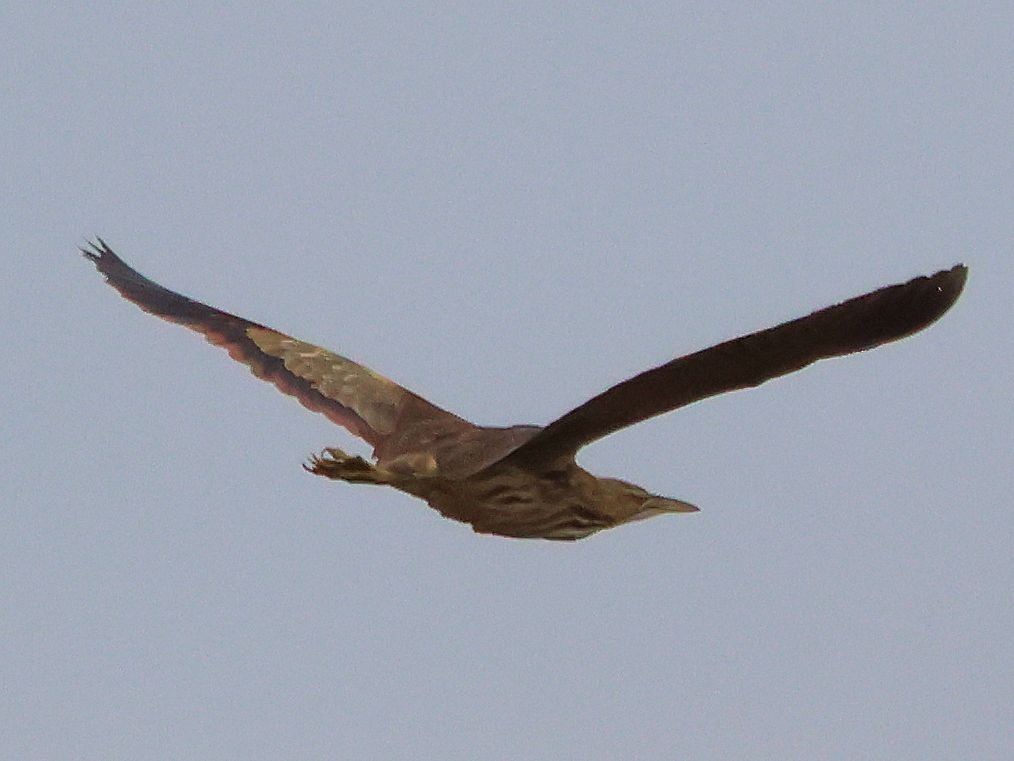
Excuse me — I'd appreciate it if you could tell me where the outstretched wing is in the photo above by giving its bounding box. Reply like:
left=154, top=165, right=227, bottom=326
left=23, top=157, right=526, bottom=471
left=82, top=239, right=475, bottom=458
left=503, top=265, right=967, bottom=469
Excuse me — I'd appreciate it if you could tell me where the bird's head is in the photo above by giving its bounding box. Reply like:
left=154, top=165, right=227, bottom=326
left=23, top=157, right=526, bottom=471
left=600, top=478, right=700, bottom=523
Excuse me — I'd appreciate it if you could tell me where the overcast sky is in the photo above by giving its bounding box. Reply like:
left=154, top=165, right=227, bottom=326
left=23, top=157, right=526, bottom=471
left=4, top=4, right=1012, bottom=760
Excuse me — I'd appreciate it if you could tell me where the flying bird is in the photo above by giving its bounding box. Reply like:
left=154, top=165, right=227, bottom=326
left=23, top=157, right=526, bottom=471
left=83, top=240, right=966, bottom=540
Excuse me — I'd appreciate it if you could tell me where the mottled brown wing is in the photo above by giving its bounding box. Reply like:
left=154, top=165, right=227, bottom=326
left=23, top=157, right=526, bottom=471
left=82, top=239, right=474, bottom=457
left=503, top=265, right=967, bottom=469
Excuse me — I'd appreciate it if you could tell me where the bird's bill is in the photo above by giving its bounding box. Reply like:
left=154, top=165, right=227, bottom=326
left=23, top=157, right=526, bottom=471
left=632, top=497, right=701, bottom=520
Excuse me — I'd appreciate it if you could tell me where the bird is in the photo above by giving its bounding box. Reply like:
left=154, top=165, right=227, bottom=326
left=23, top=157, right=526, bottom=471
left=83, top=239, right=966, bottom=540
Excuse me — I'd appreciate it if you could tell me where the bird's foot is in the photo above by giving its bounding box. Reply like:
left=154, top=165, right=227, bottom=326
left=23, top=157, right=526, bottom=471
left=303, top=448, right=390, bottom=484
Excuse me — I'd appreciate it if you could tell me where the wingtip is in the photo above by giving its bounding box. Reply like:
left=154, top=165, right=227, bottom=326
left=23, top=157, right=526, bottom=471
left=80, top=237, right=130, bottom=275
left=943, top=262, right=968, bottom=282
left=952, top=262, right=968, bottom=288
left=80, top=237, right=111, bottom=264
left=928, top=263, right=968, bottom=315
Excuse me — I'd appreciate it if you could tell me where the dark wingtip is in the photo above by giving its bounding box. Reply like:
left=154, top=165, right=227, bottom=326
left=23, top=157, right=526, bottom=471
left=938, top=262, right=967, bottom=286
left=80, top=238, right=170, bottom=298
left=79, top=239, right=99, bottom=262
left=80, top=237, right=118, bottom=266
left=923, top=263, right=968, bottom=326
left=856, top=263, right=968, bottom=349
left=945, top=262, right=968, bottom=291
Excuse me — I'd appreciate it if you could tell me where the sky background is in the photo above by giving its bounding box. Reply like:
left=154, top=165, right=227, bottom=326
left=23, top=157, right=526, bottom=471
left=3, top=4, right=1012, bottom=760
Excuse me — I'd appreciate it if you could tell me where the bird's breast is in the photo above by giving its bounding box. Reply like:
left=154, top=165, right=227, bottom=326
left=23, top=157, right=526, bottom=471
left=418, top=465, right=615, bottom=540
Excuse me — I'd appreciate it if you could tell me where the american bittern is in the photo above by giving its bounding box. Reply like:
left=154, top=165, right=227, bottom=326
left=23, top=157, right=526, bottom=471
left=83, top=240, right=966, bottom=540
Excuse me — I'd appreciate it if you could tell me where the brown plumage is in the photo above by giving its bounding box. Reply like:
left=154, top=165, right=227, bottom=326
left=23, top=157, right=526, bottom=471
left=83, top=239, right=967, bottom=540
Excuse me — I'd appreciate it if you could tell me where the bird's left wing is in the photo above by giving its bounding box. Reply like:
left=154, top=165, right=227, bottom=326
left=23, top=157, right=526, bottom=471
left=499, top=264, right=967, bottom=470
left=83, top=239, right=474, bottom=455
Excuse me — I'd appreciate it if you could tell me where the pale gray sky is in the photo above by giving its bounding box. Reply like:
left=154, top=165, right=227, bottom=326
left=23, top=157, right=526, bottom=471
left=4, top=4, right=1012, bottom=760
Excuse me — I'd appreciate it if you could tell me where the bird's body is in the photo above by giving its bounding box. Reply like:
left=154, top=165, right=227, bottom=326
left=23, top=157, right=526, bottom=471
left=83, top=240, right=966, bottom=540
left=311, top=439, right=694, bottom=540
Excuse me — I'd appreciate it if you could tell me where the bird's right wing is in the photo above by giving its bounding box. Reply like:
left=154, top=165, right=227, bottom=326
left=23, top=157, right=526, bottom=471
left=83, top=239, right=475, bottom=458
left=500, top=265, right=967, bottom=469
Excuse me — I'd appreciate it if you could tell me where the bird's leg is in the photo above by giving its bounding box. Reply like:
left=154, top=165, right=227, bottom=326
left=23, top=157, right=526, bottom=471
left=303, top=447, right=393, bottom=485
